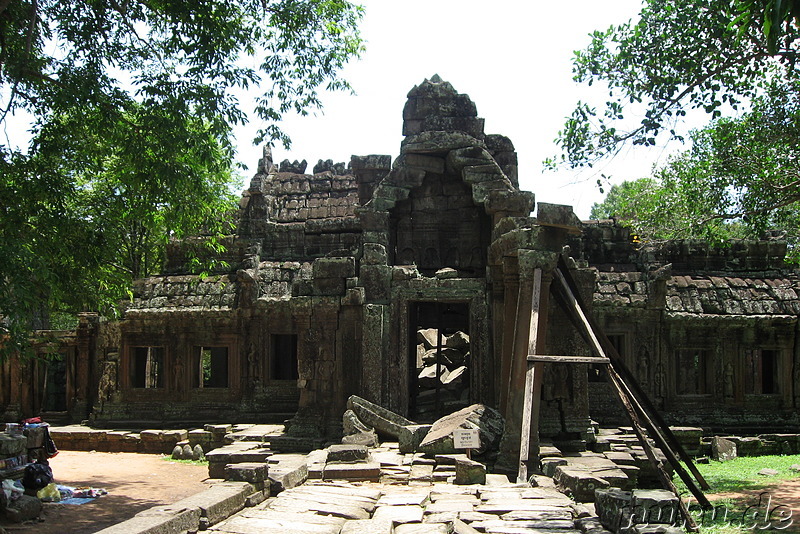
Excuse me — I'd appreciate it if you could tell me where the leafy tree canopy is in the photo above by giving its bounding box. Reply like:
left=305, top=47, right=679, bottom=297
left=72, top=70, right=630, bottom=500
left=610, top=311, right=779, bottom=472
left=551, top=0, right=800, bottom=169
left=590, top=78, right=800, bottom=262
left=0, top=0, right=363, bottom=354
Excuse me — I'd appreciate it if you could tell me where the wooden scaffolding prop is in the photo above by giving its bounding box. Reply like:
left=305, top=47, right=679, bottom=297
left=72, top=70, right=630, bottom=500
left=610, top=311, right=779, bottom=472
left=517, top=256, right=712, bottom=532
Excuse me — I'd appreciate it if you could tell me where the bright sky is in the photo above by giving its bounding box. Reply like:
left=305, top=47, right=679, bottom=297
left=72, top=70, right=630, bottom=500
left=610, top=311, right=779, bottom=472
left=233, top=0, right=673, bottom=219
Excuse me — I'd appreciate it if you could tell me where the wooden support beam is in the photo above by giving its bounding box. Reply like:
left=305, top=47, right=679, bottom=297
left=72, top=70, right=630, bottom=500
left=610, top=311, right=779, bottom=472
left=552, top=266, right=710, bottom=528
left=527, top=355, right=610, bottom=364
left=555, top=259, right=710, bottom=492
left=518, top=268, right=543, bottom=484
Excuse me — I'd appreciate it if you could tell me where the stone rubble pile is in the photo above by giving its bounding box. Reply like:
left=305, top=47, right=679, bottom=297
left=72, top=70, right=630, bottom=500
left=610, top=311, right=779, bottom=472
left=414, top=328, right=471, bottom=417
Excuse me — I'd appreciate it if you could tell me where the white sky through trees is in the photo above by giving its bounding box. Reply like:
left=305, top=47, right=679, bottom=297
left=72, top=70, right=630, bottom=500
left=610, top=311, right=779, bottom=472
left=238, top=0, right=664, bottom=218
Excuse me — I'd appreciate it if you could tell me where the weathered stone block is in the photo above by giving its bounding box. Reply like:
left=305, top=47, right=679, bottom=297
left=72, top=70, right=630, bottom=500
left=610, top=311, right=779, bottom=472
left=398, top=424, right=431, bottom=453
left=631, top=489, right=680, bottom=525
left=711, top=436, right=737, bottom=462
left=418, top=404, right=504, bottom=455
left=0, top=434, right=27, bottom=456
left=327, top=444, right=368, bottom=463
left=554, top=466, right=611, bottom=502
left=341, top=431, right=379, bottom=448
left=94, top=506, right=201, bottom=534
left=454, top=455, right=486, bottom=485
left=3, top=494, right=42, bottom=523
left=224, top=462, right=268, bottom=485
left=323, top=462, right=381, bottom=481
left=347, top=395, right=414, bottom=440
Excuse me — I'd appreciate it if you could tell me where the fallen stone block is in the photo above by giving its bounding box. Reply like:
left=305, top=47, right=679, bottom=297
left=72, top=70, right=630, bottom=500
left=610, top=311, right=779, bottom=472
left=554, top=466, right=611, bottom=502
left=225, top=462, right=268, bottom=485
left=471, top=519, right=576, bottom=531
left=371, top=504, right=425, bottom=524
left=347, top=395, right=414, bottom=439
left=595, top=487, right=633, bottom=531
left=631, top=489, right=680, bottom=525
left=398, top=424, right=432, bottom=453
left=0, top=434, right=27, bottom=456
left=268, top=497, right=371, bottom=520
left=324, top=462, right=381, bottom=481
left=327, top=443, right=369, bottom=463
left=171, top=481, right=253, bottom=527
left=394, top=523, right=449, bottom=534
left=341, top=430, right=379, bottom=448
left=452, top=517, right=482, bottom=534
left=455, top=455, right=486, bottom=485
left=711, top=436, right=737, bottom=462
left=268, top=455, right=309, bottom=493
left=214, top=510, right=344, bottom=534
left=418, top=404, right=504, bottom=455
left=668, top=427, right=703, bottom=456
left=3, top=494, right=42, bottom=523
left=343, top=409, right=374, bottom=435
left=94, top=505, right=201, bottom=534
left=245, top=488, right=269, bottom=507
left=341, top=519, right=393, bottom=534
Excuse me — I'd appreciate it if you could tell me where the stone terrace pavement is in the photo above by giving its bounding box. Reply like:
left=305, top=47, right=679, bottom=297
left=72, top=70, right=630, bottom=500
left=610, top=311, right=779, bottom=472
left=211, top=479, right=588, bottom=534
left=210, top=440, right=600, bottom=534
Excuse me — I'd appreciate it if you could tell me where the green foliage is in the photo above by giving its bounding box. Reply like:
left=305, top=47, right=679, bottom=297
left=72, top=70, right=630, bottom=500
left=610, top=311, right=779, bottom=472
left=553, top=0, right=781, bottom=169
left=590, top=78, right=800, bottom=262
left=0, top=1, right=363, bottom=356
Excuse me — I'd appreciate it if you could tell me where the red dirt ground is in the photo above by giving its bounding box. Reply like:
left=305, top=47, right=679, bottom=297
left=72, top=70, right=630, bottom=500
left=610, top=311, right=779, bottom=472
left=705, top=479, right=800, bottom=532
left=0, top=450, right=209, bottom=534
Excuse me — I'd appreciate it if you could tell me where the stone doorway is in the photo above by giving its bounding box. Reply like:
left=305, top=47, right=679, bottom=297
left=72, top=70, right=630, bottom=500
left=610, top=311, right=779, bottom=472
left=42, top=356, right=68, bottom=412
left=408, top=301, right=470, bottom=422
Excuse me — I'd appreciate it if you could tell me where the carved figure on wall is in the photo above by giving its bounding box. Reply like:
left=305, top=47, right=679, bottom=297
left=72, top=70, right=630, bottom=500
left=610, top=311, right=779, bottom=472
left=724, top=362, right=734, bottom=400
left=173, top=353, right=184, bottom=392
left=653, top=363, right=665, bottom=400
left=247, top=340, right=260, bottom=388
left=638, top=349, right=650, bottom=388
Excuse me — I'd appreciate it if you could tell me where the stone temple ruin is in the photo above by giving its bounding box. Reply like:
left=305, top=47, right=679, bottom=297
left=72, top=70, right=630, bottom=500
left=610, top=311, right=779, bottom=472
left=2, top=76, right=800, bottom=464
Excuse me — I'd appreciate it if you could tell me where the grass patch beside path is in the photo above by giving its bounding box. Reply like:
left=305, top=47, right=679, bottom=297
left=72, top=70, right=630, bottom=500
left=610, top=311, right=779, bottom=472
left=675, top=454, right=800, bottom=494
left=672, top=455, right=800, bottom=533
left=160, top=455, right=209, bottom=466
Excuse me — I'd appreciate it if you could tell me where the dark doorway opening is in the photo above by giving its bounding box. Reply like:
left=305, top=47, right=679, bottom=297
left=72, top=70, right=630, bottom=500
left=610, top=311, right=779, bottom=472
left=409, top=302, right=470, bottom=421
left=42, top=355, right=67, bottom=412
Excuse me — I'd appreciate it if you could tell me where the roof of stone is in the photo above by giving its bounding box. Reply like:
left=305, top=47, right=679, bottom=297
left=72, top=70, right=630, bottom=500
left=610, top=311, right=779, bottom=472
left=594, top=270, right=800, bottom=315
left=257, top=261, right=311, bottom=300
left=127, top=274, right=237, bottom=313
left=261, top=171, right=360, bottom=223
left=126, top=261, right=314, bottom=313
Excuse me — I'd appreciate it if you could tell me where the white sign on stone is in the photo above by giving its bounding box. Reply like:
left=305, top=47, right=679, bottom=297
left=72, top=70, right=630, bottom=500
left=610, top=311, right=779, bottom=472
left=453, top=428, right=480, bottom=449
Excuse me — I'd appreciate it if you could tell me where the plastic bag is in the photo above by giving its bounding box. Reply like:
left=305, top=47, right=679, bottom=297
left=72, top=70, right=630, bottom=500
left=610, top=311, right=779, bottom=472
left=2, top=478, right=23, bottom=502
left=37, top=482, right=60, bottom=502
left=22, top=461, right=53, bottom=491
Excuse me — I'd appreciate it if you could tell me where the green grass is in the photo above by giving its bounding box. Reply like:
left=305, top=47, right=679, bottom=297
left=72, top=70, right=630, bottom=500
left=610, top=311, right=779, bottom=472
left=676, top=454, right=800, bottom=493
left=673, top=455, right=800, bottom=533
left=159, top=455, right=208, bottom=466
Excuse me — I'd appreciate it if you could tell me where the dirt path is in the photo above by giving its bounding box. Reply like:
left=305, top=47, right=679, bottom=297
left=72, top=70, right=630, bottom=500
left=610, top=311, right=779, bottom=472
left=707, top=478, right=800, bottom=532
left=0, top=451, right=209, bottom=534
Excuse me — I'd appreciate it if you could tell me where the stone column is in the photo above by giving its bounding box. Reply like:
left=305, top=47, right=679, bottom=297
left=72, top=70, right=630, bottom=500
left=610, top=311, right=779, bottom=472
left=496, top=249, right=558, bottom=474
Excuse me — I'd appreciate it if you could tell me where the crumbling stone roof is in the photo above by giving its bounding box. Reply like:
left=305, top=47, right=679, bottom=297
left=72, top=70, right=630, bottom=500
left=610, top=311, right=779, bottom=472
left=666, top=274, right=800, bottom=315
left=127, top=274, right=237, bottom=314
left=257, top=261, right=312, bottom=300
left=260, top=171, right=359, bottom=223
left=594, top=270, right=800, bottom=316
left=594, top=271, right=648, bottom=308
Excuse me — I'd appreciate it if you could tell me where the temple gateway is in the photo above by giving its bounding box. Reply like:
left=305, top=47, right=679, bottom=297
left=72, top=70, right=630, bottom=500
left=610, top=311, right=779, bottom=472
left=2, top=77, right=799, bottom=458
